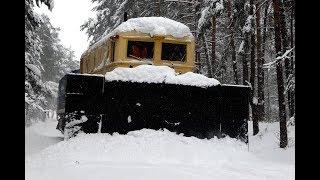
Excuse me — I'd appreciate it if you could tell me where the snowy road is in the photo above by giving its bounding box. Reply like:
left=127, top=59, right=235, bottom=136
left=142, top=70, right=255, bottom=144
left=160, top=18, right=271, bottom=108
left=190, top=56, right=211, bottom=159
left=25, top=119, right=294, bottom=180
left=25, top=120, right=64, bottom=155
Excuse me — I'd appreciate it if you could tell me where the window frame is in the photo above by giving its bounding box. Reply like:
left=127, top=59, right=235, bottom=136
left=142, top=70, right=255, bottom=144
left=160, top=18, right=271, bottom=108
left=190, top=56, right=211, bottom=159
left=110, top=40, right=116, bottom=62
left=160, top=41, right=188, bottom=63
left=126, top=39, right=155, bottom=61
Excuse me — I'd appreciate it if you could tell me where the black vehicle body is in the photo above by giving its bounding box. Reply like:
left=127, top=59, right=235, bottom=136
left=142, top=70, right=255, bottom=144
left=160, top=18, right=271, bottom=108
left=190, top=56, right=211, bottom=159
left=57, top=73, right=250, bottom=143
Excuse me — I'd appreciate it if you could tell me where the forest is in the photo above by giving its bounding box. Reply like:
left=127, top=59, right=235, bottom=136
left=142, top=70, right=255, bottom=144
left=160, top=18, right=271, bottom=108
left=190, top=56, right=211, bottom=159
left=25, top=0, right=295, bottom=148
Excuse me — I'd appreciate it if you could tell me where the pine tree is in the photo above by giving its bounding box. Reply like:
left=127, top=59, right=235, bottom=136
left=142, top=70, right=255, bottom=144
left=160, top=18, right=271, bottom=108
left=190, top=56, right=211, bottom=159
left=25, top=0, right=54, bottom=125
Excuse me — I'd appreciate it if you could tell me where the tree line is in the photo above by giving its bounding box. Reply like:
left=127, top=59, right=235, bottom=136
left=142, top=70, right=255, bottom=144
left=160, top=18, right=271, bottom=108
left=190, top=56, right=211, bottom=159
left=25, top=0, right=78, bottom=125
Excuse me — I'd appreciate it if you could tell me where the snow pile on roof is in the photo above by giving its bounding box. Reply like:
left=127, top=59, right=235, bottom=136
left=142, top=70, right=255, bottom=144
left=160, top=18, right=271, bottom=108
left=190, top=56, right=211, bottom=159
left=105, top=65, right=220, bottom=87
left=84, top=17, right=193, bottom=55
left=114, top=17, right=192, bottom=38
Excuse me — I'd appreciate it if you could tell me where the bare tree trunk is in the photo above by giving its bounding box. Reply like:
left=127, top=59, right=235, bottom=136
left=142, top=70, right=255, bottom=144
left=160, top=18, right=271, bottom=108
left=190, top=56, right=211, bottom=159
left=241, top=31, right=250, bottom=85
left=266, top=69, right=271, bottom=121
left=249, top=0, right=256, bottom=93
left=194, top=0, right=201, bottom=73
left=131, top=0, right=138, bottom=18
left=279, top=0, right=290, bottom=79
left=279, top=0, right=295, bottom=118
left=211, top=16, right=216, bottom=76
left=256, top=0, right=265, bottom=125
left=226, top=0, right=239, bottom=84
left=272, top=0, right=288, bottom=148
left=290, top=0, right=294, bottom=72
left=202, top=33, right=213, bottom=78
left=158, top=0, right=162, bottom=16
left=234, top=0, right=248, bottom=85
left=241, top=39, right=249, bottom=85
left=248, top=0, right=259, bottom=135
left=288, top=0, right=295, bottom=117
left=262, top=1, right=269, bottom=121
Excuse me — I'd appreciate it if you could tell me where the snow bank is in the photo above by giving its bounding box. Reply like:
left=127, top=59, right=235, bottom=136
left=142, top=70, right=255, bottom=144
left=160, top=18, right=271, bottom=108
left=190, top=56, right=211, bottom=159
left=26, top=119, right=294, bottom=180
left=105, top=65, right=220, bottom=87
left=26, top=125, right=294, bottom=180
left=85, top=17, right=193, bottom=55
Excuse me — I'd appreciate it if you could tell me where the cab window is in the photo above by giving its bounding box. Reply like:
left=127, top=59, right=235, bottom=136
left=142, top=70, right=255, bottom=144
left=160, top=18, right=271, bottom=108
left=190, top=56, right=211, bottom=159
left=161, top=43, right=187, bottom=62
left=127, top=41, right=154, bottom=60
left=110, top=41, right=115, bottom=62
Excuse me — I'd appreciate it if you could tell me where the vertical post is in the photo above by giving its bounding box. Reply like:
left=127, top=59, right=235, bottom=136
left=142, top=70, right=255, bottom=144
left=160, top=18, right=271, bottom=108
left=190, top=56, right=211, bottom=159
left=124, top=12, right=128, bottom=22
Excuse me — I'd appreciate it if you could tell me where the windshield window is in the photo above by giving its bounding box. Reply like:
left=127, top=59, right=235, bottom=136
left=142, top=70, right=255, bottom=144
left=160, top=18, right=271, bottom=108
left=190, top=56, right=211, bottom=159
left=127, top=41, right=154, bottom=60
left=161, top=43, right=187, bottom=62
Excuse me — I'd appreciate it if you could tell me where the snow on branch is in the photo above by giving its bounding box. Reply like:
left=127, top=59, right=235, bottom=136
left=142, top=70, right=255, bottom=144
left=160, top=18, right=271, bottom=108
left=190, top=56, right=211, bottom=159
left=197, top=0, right=224, bottom=34
left=263, top=47, right=295, bottom=69
left=65, top=116, right=88, bottom=129
left=35, top=0, right=54, bottom=11
left=284, top=74, right=295, bottom=94
left=237, top=41, right=244, bottom=54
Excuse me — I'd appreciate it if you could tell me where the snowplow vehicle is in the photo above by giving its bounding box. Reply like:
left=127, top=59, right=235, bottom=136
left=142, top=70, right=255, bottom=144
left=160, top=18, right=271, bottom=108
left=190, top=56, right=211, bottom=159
left=57, top=17, right=250, bottom=142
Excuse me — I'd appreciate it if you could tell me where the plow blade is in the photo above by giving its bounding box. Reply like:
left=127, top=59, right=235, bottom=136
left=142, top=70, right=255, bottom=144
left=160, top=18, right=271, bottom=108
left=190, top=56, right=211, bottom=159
left=57, top=74, right=250, bottom=143
left=103, top=82, right=250, bottom=143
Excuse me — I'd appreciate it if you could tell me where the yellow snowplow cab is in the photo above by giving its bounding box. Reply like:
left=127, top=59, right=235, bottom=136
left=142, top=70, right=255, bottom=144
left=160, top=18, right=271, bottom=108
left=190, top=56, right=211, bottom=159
left=80, top=31, right=195, bottom=75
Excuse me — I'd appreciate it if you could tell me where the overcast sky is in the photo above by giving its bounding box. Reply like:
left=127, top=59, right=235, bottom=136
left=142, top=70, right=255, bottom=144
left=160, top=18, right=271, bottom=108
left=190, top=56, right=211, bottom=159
left=34, top=0, right=96, bottom=60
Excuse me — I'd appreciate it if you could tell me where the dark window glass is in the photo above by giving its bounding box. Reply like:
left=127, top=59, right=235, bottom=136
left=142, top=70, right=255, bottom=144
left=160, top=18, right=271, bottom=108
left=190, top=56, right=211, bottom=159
left=127, top=41, right=154, bottom=60
left=111, top=41, right=115, bottom=62
left=161, top=43, right=187, bottom=62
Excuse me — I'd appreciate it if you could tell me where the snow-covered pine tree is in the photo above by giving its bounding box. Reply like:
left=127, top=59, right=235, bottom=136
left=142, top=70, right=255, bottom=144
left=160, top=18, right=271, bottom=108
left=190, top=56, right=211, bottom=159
left=25, top=0, right=54, bottom=125
left=25, top=0, right=79, bottom=125
left=197, top=0, right=224, bottom=78
left=37, top=15, right=79, bottom=82
left=81, top=0, right=137, bottom=45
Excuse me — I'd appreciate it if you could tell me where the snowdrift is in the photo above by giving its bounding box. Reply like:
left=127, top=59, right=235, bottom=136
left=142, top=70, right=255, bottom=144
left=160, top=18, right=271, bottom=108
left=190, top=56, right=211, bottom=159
left=26, top=120, right=294, bottom=180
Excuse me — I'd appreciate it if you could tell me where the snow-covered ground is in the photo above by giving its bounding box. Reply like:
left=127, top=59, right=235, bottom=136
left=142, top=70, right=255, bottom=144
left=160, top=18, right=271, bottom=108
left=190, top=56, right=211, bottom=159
left=25, top=118, right=294, bottom=180
left=25, top=119, right=64, bottom=155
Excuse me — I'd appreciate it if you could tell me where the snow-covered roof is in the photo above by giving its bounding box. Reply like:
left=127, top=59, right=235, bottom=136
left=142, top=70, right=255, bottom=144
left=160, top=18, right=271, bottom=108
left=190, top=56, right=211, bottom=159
left=83, top=17, right=193, bottom=56
left=105, top=65, right=220, bottom=87
left=114, top=17, right=193, bottom=39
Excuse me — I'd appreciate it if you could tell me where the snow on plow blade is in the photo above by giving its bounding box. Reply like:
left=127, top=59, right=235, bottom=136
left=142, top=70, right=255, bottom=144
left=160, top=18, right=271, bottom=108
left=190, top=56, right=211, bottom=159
left=57, top=74, right=250, bottom=143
